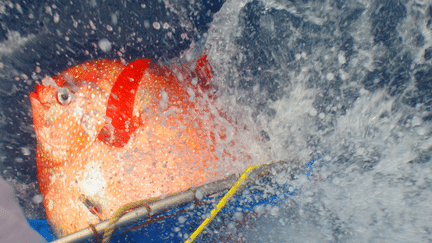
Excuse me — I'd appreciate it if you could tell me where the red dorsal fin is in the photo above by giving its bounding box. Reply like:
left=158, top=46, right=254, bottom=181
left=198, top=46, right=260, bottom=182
left=98, top=59, right=151, bottom=147
left=195, top=53, right=212, bottom=91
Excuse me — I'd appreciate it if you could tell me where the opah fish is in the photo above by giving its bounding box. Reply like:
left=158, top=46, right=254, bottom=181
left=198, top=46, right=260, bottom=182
left=29, top=54, right=247, bottom=236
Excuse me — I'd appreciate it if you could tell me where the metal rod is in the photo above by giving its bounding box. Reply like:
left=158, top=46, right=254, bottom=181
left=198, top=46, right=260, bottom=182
left=50, top=174, right=238, bottom=243
left=49, top=160, right=292, bottom=243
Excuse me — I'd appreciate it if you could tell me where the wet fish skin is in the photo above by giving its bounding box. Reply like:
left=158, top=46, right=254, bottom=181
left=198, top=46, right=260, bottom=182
left=29, top=55, right=245, bottom=236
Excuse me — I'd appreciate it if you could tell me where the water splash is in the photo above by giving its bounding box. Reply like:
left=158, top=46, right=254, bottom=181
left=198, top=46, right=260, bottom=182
left=202, top=0, right=432, bottom=241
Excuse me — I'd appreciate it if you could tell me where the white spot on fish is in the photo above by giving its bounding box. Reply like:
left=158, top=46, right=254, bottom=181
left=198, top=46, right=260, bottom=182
left=73, top=106, right=84, bottom=123
left=78, top=161, right=107, bottom=201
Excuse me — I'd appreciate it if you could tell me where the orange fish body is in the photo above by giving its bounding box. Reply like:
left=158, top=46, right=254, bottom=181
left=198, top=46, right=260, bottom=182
left=30, top=55, right=246, bottom=236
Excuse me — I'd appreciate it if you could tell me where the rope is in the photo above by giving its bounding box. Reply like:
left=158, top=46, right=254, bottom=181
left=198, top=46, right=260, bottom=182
left=102, top=198, right=157, bottom=243
left=101, top=191, right=181, bottom=243
left=100, top=163, right=266, bottom=243
left=184, top=164, right=262, bottom=243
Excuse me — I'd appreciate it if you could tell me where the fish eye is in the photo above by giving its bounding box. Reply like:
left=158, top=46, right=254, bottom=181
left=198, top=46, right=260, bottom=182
left=57, top=88, right=72, bottom=105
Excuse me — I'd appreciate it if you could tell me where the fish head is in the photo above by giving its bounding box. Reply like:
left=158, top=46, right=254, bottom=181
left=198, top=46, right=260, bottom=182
left=30, top=60, right=124, bottom=166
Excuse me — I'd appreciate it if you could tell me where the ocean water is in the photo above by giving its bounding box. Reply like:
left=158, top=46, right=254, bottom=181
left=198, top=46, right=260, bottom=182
left=200, top=0, right=432, bottom=242
left=1, top=0, right=432, bottom=242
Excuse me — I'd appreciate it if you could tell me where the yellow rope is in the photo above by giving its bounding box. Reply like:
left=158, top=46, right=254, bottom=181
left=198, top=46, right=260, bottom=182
left=100, top=164, right=263, bottom=243
left=184, top=164, right=262, bottom=243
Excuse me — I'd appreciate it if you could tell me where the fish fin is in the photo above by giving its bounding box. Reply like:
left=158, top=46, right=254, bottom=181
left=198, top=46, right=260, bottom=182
left=98, top=59, right=151, bottom=147
left=194, top=53, right=212, bottom=91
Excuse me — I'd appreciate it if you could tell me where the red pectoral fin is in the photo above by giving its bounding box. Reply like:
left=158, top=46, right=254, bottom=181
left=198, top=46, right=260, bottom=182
left=98, top=59, right=151, bottom=147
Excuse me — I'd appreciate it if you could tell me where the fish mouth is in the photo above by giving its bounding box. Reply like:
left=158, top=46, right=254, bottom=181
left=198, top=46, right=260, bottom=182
left=29, top=93, right=50, bottom=112
left=30, top=86, right=65, bottom=150
left=29, top=91, right=40, bottom=104
left=29, top=85, right=52, bottom=109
